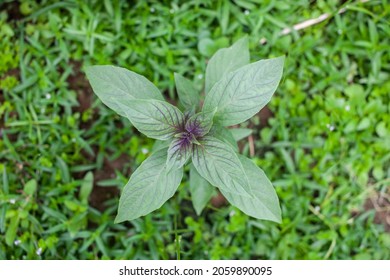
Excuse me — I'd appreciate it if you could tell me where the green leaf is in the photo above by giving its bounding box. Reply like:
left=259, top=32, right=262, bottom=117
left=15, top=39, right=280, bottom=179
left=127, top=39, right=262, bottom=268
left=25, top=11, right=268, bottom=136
left=79, top=172, right=93, bottom=204
left=174, top=73, right=199, bottom=110
left=198, top=38, right=215, bottom=56
left=209, top=125, right=238, bottom=151
left=56, top=156, right=70, bottom=183
left=2, top=166, right=9, bottom=194
left=24, top=179, right=37, bottom=195
left=166, top=137, right=192, bottom=171
left=375, top=121, right=388, bottom=137
left=230, top=128, right=252, bottom=141
left=220, top=155, right=281, bottom=223
left=205, top=36, right=250, bottom=94
left=85, top=65, right=164, bottom=117
left=192, top=136, right=251, bottom=197
left=203, top=56, right=285, bottom=126
left=5, top=216, right=19, bottom=246
left=189, top=164, right=215, bottom=215
left=115, top=148, right=183, bottom=222
left=357, top=117, right=371, bottom=131
left=117, top=99, right=184, bottom=140
left=152, top=140, right=170, bottom=152
left=0, top=205, right=6, bottom=233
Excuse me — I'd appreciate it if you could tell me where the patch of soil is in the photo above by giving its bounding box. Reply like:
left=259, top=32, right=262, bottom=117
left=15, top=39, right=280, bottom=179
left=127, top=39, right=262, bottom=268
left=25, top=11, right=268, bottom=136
left=1, top=68, right=20, bottom=79
left=256, top=106, right=273, bottom=129
left=0, top=1, right=23, bottom=21
left=89, top=154, right=130, bottom=212
left=68, top=61, right=93, bottom=112
left=211, top=192, right=228, bottom=208
left=67, top=61, right=97, bottom=131
left=364, top=191, right=390, bottom=233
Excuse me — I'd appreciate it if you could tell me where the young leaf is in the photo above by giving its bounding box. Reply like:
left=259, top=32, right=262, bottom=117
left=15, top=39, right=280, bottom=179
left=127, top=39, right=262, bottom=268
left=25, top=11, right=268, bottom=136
left=116, top=99, right=184, bottom=140
left=115, top=148, right=183, bottom=222
left=230, top=128, right=253, bottom=141
left=192, top=136, right=252, bottom=197
left=205, top=36, right=250, bottom=94
left=203, top=56, right=285, bottom=126
left=174, top=73, right=199, bottom=110
left=185, top=109, right=216, bottom=138
left=85, top=65, right=164, bottom=117
left=189, top=164, right=215, bottom=215
left=166, top=137, right=192, bottom=171
left=220, top=155, right=281, bottom=223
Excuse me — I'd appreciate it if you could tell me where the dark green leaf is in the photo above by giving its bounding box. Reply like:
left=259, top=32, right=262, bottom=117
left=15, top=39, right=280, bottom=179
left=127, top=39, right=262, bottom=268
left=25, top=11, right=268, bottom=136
left=117, top=99, right=184, bottom=140
left=221, top=155, right=281, bottom=223
left=174, top=73, right=199, bottom=110
left=203, top=56, right=285, bottom=126
left=230, top=128, right=253, bottom=141
left=152, top=140, right=171, bottom=152
left=85, top=65, right=164, bottom=117
left=205, top=36, right=250, bottom=94
left=209, top=125, right=238, bottom=151
left=189, top=164, right=215, bottom=215
left=115, top=148, right=183, bottom=222
left=192, top=136, right=251, bottom=196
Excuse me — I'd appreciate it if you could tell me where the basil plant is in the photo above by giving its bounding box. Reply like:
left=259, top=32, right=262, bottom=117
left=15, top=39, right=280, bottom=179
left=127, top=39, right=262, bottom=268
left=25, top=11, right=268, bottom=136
left=86, top=37, right=284, bottom=223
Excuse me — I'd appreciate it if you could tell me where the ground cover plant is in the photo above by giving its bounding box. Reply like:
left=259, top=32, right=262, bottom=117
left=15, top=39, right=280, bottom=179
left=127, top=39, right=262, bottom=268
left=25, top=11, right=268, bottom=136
left=0, top=0, right=389, bottom=260
left=86, top=37, right=284, bottom=223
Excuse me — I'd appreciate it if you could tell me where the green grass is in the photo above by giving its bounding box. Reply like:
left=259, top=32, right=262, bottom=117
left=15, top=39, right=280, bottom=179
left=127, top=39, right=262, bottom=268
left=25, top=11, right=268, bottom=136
left=0, top=0, right=389, bottom=260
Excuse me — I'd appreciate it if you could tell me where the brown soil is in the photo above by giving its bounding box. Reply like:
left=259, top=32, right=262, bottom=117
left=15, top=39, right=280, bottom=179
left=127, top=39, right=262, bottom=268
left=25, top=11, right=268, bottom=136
left=257, top=106, right=273, bottom=128
left=1, top=68, right=20, bottom=79
left=0, top=1, right=23, bottom=21
left=89, top=155, right=130, bottom=211
left=68, top=61, right=93, bottom=112
left=364, top=191, right=390, bottom=233
left=211, top=193, right=228, bottom=208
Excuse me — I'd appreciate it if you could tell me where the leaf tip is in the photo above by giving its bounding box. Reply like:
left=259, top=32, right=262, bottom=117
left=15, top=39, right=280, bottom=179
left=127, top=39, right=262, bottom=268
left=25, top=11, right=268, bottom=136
left=273, top=218, right=282, bottom=224
left=194, top=208, right=202, bottom=216
left=267, top=206, right=282, bottom=224
left=114, top=215, right=125, bottom=224
left=277, top=55, right=286, bottom=64
left=232, top=35, right=249, bottom=48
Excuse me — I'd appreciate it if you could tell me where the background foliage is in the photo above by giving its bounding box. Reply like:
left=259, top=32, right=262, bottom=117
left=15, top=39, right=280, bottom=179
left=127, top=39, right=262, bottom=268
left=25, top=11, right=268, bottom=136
left=0, top=0, right=389, bottom=260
